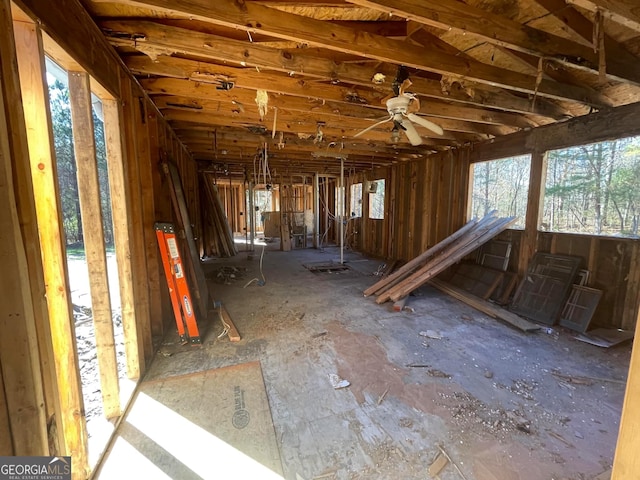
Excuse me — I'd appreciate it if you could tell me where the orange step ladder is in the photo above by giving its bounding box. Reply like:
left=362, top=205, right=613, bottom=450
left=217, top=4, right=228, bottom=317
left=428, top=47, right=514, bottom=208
left=155, top=222, right=201, bottom=345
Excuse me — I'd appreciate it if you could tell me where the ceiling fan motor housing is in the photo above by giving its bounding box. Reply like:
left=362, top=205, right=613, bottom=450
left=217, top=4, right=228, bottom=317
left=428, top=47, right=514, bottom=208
left=386, top=94, right=413, bottom=114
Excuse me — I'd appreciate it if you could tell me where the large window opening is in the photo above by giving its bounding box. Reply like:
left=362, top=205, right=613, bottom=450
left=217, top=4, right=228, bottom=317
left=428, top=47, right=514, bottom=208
left=469, top=154, right=531, bottom=227
left=46, top=57, right=128, bottom=466
left=543, top=137, right=640, bottom=237
left=368, top=179, right=385, bottom=220
left=350, top=183, right=363, bottom=218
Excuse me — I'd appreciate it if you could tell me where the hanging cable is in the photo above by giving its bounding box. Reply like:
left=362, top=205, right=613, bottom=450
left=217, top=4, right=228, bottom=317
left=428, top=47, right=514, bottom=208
left=243, top=244, right=267, bottom=287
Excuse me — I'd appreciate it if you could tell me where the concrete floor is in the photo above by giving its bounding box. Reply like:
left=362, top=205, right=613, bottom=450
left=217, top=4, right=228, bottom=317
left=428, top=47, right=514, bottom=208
left=99, top=243, right=629, bottom=480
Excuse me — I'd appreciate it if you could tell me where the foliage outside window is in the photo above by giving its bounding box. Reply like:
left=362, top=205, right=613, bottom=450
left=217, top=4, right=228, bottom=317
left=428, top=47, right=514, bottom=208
left=47, top=57, right=113, bottom=246
left=469, top=155, right=531, bottom=228
left=350, top=183, right=363, bottom=217
left=368, top=179, right=385, bottom=219
left=542, top=137, right=640, bottom=237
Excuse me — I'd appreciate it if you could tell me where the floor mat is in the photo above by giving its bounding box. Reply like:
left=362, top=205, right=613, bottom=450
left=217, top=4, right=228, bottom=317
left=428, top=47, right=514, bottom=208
left=97, top=362, right=283, bottom=479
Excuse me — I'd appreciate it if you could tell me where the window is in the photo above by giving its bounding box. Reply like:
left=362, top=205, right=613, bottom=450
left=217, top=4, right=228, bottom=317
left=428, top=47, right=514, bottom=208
left=469, top=155, right=531, bottom=228
left=368, top=179, right=385, bottom=219
left=543, top=137, right=640, bottom=237
left=350, top=183, right=362, bottom=217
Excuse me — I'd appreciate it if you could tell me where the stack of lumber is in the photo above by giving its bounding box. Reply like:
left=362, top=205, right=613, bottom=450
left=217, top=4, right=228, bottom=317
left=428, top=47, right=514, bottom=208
left=364, top=212, right=518, bottom=304
left=201, top=176, right=237, bottom=257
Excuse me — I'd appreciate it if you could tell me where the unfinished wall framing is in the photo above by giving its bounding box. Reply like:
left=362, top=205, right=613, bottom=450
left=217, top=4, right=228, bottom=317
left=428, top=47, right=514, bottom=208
left=1, top=0, right=202, bottom=476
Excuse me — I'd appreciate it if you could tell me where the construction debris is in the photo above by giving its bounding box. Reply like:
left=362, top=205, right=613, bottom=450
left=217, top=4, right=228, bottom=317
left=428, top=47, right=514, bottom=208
left=328, top=374, right=350, bottom=389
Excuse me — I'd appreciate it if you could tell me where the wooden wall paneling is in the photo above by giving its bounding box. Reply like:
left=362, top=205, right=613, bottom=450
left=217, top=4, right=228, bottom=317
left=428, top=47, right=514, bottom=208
left=1, top=0, right=62, bottom=452
left=397, top=164, right=410, bottom=260
left=622, top=243, right=640, bottom=330
left=102, top=98, right=143, bottom=379
left=588, top=237, right=600, bottom=285
left=148, top=113, right=170, bottom=334
left=0, top=31, right=48, bottom=456
left=434, top=159, right=448, bottom=243
left=120, top=73, right=153, bottom=365
left=612, top=299, right=640, bottom=477
left=420, top=159, right=432, bottom=253
left=518, top=151, right=547, bottom=276
left=383, top=169, right=393, bottom=259
left=428, top=159, right=440, bottom=247
left=68, top=71, right=120, bottom=419
left=13, top=20, right=89, bottom=475
left=134, top=97, right=163, bottom=339
left=409, top=161, right=420, bottom=260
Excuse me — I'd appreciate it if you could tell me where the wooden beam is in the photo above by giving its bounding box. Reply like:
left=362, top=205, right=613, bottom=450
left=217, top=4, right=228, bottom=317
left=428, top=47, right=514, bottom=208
left=0, top=29, right=48, bottom=455
left=518, top=151, right=547, bottom=276
left=15, top=0, right=121, bottom=97
left=68, top=71, right=121, bottom=419
left=101, top=4, right=608, bottom=106
left=568, top=0, right=640, bottom=33
left=13, top=20, right=89, bottom=475
left=612, top=293, right=640, bottom=476
left=143, top=78, right=524, bottom=131
left=1, top=0, right=63, bottom=453
left=125, top=54, right=385, bottom=106
left=469, top=101, right=640, bottom=163
left=102, top=98, right=143, bottom=379
left=123, top=52, right=568, bottom=119
left=347, top=0, right=640, bottom=85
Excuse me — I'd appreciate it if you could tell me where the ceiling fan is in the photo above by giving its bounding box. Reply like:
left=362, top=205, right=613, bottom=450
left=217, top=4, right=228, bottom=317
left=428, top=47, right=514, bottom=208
left=354, top=66, right=443, bottom=146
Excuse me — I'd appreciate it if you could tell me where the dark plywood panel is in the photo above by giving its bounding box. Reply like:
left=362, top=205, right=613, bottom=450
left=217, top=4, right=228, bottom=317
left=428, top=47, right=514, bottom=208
left=510, top=253, right=582, bottom=325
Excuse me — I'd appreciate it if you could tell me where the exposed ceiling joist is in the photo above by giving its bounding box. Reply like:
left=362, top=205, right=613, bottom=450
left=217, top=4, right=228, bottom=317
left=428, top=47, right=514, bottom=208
left=98, top=0, right=612, bottom=106
left=568, top=0, right=640, bottom=33
left=108, top=20, right=573, bottom=118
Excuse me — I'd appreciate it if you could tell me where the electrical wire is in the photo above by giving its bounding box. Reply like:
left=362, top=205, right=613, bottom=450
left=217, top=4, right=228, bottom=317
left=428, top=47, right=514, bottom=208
left=243, top=244, right=267, bottom=287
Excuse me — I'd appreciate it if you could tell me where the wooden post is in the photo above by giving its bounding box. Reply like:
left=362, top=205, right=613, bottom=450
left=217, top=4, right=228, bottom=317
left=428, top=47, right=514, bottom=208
left=13, top=20, right=89, bottom=476
left=0, top=35, right=48, bottom=455
left=518, top=151, right=547, bottom=276
left=68, top=71, right=121, bottom=419
left=102, top=98, right=143, bottom=379
left=612, top=300, right=640, bottom=478
left=135, top=99, right=164, bottom=338
left=0, top=0, right=63, bottom=454
left=120, top=74, right=153, bottom=365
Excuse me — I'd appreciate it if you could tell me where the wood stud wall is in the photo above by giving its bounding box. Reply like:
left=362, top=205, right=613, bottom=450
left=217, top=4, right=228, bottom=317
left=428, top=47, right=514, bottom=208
left=2, top=0, right=640, bottom=477
left=1, top=0, right=203, bottom=475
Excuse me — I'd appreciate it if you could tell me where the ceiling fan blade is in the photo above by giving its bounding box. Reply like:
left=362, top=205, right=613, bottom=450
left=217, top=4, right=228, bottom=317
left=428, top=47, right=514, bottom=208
left=400, top=119, right=422, bottom=146
left=353, top=116, right=392, bottom=138
left=406, top=113, right=444, bottom=136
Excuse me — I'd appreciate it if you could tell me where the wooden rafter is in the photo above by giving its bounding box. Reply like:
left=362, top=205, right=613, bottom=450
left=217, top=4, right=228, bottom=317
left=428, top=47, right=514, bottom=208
left=346, top=0, right=640, bottom=84
left=123, top=52, right=568, bottom=120
left=97, top=1, right=610, bottom=105
left=568, top=0, right=640, bottom=33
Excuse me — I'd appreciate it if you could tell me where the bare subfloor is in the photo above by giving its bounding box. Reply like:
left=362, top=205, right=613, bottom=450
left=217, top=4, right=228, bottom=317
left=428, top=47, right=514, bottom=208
left=97, top=244, right=629, bottom=480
